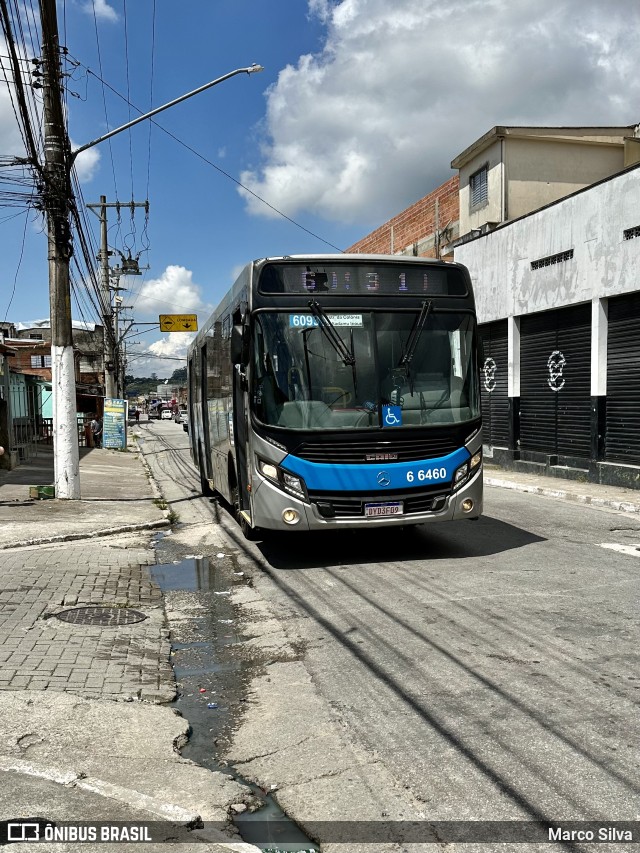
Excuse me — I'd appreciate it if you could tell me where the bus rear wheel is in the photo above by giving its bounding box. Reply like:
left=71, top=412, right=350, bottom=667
left=198, top=444, right=214, bottom=497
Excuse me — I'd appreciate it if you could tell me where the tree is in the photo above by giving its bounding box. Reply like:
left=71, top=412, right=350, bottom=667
left=170, top=367, right=187, bottom=383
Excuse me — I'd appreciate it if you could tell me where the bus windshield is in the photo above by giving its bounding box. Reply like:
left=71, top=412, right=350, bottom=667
left=252, top=310, right=479, bottom=430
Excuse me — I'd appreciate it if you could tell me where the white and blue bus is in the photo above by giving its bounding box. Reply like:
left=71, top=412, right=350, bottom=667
left=188, top=255, right=482, bottom=538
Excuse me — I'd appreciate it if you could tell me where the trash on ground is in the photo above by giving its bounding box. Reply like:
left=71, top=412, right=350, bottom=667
left=218, top=619, right=233, bottom=624
left=214, top=591, right=230, bottom=596
left=216, top=552, right=226, bottom=558
left=207, top=702, right=219, bottom=709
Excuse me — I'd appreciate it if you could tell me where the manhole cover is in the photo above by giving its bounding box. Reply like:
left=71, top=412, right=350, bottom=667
left=54, top=606, right=148, bottom=626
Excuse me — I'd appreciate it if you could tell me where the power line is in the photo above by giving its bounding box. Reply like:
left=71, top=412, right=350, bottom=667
left=79, top=64, right=344, bottom=253
left=0, top=0, right=42, bottom=169
left=90, top=0, right=118, bottom=198
left=2, top=202, right=31, bottom=320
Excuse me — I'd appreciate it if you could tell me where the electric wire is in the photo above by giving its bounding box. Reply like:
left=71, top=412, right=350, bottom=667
left=2, top=201, right=31, bottom=320
left=8, top=0, right=43, bottom=161
left=122, top=0, right=134, bottom=201
left=146, top=0, right=156, bottom=200
left=91, top=0, right=118, bottom=198
left=80, top=65, right=344, bottom=253
left=0, top=0, right=41, bottom=168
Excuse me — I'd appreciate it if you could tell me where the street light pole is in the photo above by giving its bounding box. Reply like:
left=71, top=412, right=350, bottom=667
left=38, top=30, right=262, bottom=498
left=71, top=65, right=263, bottom=160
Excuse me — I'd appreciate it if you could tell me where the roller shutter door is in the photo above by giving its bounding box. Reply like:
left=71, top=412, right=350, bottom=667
left=605, top=292, right=640, bottom=464
left=479, top=321, right=509, bottom=447
left=519, top=305, right=591, bottom=458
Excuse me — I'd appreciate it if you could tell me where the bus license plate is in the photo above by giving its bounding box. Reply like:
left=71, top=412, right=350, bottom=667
left=364, top=502, right=403, bottom=517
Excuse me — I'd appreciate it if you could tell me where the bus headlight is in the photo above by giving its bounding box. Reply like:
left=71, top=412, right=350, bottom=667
left=283, top=472, right=304, bottom=494
left=257, top=457, right=307, bottom=501
left=259, top=461, right=278, bottom=481
left=452, top=450, right=482, bottom=491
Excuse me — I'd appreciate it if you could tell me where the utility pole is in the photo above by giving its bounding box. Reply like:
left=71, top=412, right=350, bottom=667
left=35, top=55, right=262, bottom=499
left=98, top=195, right=115, bottom=398
left=40, top=0, right=79, bottom=499
left=87, top=198, right=148, bottom=400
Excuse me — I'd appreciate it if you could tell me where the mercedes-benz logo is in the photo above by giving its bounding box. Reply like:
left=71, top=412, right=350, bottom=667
left=377, top=471, right=390, bottom=487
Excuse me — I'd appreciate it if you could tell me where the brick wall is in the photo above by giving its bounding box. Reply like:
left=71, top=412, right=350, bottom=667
left=346, top=175, right=459, bottom=258
left=10, top=342, right=53, bottom=380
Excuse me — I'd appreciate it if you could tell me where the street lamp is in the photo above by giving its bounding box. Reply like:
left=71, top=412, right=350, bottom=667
left=50, top=62, right=263, bottom=499
left=71, top=65, right=264, bottom=160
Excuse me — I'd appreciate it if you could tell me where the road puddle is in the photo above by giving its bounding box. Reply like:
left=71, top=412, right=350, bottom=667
left=151, top=554, right=318, bottom=852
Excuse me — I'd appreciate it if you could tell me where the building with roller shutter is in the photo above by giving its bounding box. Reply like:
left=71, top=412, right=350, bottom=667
left=455, top=160, right=640, bottom=488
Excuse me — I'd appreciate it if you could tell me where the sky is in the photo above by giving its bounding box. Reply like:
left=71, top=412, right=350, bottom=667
left=1, top=0, right=639, bottom=377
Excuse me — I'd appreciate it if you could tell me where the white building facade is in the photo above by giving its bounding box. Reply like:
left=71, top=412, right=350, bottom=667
left=455, top=162, right=640, bottom=488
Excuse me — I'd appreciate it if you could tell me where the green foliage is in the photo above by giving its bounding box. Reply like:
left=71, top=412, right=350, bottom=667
left=170, top=366, right=187, bottom=383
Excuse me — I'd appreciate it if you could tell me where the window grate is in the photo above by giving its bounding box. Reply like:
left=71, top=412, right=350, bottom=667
left=530, top=249, right=574, bottom=271
left=623, top=225, right=640, bottom=241
left=470, top=166, right=488, bottom=206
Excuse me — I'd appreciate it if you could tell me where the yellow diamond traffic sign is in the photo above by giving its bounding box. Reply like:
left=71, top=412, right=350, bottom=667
left=159, top=314, right=198, bottom=332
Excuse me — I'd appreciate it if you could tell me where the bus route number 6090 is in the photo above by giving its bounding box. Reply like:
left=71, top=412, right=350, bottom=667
left=407, top=467, right=447, bottom=483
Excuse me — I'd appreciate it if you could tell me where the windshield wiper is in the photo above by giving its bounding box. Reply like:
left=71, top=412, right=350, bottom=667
left=398, top=300, right=432, bottom=370
left=396, top=299, right=433, bottom=395
left=308, top=299, right=358, bottom=396
left=308, top=301, right=355, bottom=365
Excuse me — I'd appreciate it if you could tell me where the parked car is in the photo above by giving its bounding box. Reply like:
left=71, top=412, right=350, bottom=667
left=174, top=408, right=187, bottom=423
left=160, top=409, right=173, bottom=420
left=182, top=412, right=190, bottom=432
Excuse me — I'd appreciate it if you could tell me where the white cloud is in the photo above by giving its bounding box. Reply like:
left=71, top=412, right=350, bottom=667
left=83, top=0, right=118, bottom=23
left=0, top=37, right=31, bottom=156
left=241, top=0, right=640, bottom=225
left=134, top=265, right=209, bottom=319
left=0, top=87, right=25, bottom=155
left=148, top=333, right=194, bottom=359
left=127, top=334, right=193, bottom=378
left=70, top=140, right=100, bottom=182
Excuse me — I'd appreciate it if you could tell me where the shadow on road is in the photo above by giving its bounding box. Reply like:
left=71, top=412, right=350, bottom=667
left=257, top=515, right=545, bottom=570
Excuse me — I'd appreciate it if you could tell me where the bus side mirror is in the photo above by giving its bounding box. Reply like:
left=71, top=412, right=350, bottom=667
left=231, top=324, right=245, bottom=365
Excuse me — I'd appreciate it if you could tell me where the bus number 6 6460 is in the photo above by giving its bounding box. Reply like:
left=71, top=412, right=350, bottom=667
left=407, top=468, right=447, bottom=482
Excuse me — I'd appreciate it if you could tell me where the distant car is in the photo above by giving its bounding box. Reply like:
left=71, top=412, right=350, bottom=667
left=160, top=409, right=173, bottom=420
left=174, top=408, right=186, bottom=423
left=182, top=412, right=190, bottom=432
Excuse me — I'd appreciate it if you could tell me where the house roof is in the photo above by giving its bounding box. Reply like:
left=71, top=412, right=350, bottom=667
left=451, top=123, right=639, bottom=169
left=14, top=319, right=100, bottom=332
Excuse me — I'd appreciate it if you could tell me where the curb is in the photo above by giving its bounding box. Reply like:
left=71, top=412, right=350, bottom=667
left=0, top=518, right=171, bottom=551
left=131, top=433, right=165, bottom=502
left=0, top=757, right=263, bottom=851
left=484, top=476, right=640, bottom=515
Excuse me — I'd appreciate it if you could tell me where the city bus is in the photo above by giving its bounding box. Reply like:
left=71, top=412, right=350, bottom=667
left=187, top=254, right=482, bottom=538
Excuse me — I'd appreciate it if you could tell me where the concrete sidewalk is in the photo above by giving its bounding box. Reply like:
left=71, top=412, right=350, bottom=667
left=0, top=445, right=262, bottom=851
left=0, top=444, right=170, bottom=548
left=484, top=463, right=640, bottom=514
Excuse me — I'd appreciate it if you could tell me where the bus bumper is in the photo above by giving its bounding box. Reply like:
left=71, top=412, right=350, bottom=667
left=251, top=466, right=483, bottom=531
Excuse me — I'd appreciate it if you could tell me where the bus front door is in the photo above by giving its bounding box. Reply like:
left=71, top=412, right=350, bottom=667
left=232, top=362, right=251, bottom=520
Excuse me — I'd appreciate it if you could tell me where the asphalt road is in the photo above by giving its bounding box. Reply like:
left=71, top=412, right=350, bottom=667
left=138, top=420, right=640, bottom=847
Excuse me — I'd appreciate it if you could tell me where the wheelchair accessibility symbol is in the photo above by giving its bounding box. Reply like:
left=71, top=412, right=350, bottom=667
left=382, top=405, right=402, bottom=427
